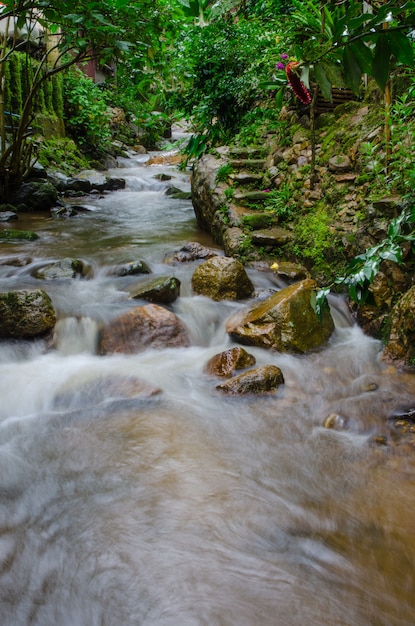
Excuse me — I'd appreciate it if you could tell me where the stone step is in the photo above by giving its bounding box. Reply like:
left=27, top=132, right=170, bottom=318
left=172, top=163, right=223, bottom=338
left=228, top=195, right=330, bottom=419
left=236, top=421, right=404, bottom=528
left=230, top=172, right=264, bottom=185
left=229, top=146, right=268, bottom=159
left=241, top=212, right=277, bottom=230
left=230, top=159, right=266, bottom=171
left=250, top=227, right=293, bottom=247
left=233, top=190, right=271, bottom=205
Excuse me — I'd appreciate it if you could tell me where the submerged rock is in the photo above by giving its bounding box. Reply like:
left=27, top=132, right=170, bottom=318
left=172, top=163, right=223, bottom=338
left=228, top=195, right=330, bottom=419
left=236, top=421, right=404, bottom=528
left=128, top=276, right=180, bottom=304
left=216, top=365, right=284, bottom=394
left=205, top=346, right=256, bottom=378
left=54, top=374, right=161, bottom=410
left=226, top=278, right=335, bottom=353
left=191, top=256, right=254, bottom=301
left=99, top=304, right=189, bottom=354
left=0, top=228, right=38, bottom=241
left=0, top=289, right=56, bottom=338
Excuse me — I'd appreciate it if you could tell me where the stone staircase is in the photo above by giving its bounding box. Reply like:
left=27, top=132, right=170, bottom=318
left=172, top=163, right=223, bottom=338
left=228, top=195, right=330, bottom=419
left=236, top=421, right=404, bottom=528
left=223, top=146, right=294, bottom=257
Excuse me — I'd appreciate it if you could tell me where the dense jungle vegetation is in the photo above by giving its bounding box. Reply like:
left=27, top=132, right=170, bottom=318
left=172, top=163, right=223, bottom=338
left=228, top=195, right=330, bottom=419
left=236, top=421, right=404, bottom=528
left=1, top=0, right=415, bottom=308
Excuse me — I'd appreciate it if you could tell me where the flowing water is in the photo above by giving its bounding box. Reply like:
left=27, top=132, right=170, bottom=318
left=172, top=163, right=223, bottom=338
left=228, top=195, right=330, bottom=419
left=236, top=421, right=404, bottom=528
left=1, top=148, right=415, bottom=626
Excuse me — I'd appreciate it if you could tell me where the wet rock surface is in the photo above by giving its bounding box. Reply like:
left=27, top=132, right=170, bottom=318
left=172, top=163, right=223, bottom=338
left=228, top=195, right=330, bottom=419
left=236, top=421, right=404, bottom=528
left=205, top=346, right=256, bottom=378
left=0, top=289, right=56, bottom=338
left=164, top=241, right=220, bottom=264
left=34, top=258, right=86, bottom=280
left=191, top=256, right=254, bottom=301
left=99, top=304, right=190, bottom=354
left=227, top=278, right=335, bottom=353
left=383, top=286, right=415, bottom=367
left=216, top=364, right=284, bottom=394
left=128, top=276, right=181, bottom=304
left=113, top=260, right=151, bottom=276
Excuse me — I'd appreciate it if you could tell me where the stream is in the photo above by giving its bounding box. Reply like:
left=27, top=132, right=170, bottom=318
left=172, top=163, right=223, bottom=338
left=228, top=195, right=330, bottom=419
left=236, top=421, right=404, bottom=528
left=1, top=146, right=415, bottom=625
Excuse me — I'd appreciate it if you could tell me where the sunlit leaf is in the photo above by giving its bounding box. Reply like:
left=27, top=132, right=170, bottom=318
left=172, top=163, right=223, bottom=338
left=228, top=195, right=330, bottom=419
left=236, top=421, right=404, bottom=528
left=311, top=287, right=330, bottom=320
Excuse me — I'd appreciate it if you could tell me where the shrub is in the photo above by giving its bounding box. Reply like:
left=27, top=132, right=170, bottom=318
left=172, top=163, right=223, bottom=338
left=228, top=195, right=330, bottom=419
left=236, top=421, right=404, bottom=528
left=63, top=68, right=111, bottom=155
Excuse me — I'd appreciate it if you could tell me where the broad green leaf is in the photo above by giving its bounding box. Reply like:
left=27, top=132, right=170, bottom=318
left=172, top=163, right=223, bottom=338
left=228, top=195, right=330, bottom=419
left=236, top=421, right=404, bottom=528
left=349, top=40, right=373, bottom=75
left=314, top=62, right=332, bottom=101
left=380, top=248, right=401, bottom=264
left=373, top=34, right=391, bottom=91
left=343, top=46, right=362, bottom=95
left=275, top=87, right=285, bottom=110
left=388, top=31, right=414, bottom=66
left=349, top=283, right=358, bottom=302
left=311, top=287, right=330, bottom=319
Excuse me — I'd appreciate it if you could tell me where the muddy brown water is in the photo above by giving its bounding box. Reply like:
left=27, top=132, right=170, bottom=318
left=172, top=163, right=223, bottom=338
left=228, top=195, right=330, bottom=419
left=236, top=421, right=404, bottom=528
left=0, top=150, right=415, bottom=625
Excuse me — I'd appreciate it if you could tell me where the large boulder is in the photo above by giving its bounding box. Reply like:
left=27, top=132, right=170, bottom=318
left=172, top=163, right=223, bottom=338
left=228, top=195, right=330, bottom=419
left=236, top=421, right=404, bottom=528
left=383, top=286, right=415, bottom=366
left=191, top=256, right=254, bottom=301
left=76, top=170, right=126, bottom=192
left=0, top=289, right=56, bottom=338
left=216, top=365, right=284, bottom=394
left=9, top=180, right=58, bottom=211
left=191, top=152, right=228, bottom=240
left=99, top=304, right=189, bottom=354
left=226, top=278, right=335, bottom=353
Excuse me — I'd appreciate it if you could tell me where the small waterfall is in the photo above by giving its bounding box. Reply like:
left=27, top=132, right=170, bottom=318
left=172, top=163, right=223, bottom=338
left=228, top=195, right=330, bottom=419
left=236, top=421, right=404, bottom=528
left=53, top=316, right=100, bottom=355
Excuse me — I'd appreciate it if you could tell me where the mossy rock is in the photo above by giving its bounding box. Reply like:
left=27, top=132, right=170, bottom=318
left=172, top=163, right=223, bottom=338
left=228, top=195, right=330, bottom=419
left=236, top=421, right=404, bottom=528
left=192, top=256, right=254, bottom=301
left=128, top=276, right=181, bottom=304
left=241, top=213, right=275, bottom=230
left=226, top=278, right=335, bottom=353
left=0, top=228, right=39, bottom=241
left=0, top=289, right=56, bottom=338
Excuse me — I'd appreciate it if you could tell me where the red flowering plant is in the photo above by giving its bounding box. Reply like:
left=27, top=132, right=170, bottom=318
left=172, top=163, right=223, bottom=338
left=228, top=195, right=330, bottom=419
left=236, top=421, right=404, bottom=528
left=260, top=52, right=312, bottom=110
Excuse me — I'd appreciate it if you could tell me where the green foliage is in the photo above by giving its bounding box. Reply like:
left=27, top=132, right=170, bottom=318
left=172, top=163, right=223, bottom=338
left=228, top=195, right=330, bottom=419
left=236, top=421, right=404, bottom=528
left=37, top=137, right=90, bottom=174
left=175, top=16, right=279, bottom=151
left=291, top=204, right=333, bottom=272
left=287, top=0, right=415, bottom=97
left=216, top=163, right=234, bottom=183
left=224, top=186, right=235, bottom=202
left=63, top=68, right=111, bottom=154
left=262, top=186, right=295, bottom=221
left=388, top=77, right=415, bottom=196
left=313, top=207, right=415, bottom=317
left=232, top=106, right=285, bottom=146
left=2, top=51, right=63, bottom=118
left=355, top=75, right=415, bottom=197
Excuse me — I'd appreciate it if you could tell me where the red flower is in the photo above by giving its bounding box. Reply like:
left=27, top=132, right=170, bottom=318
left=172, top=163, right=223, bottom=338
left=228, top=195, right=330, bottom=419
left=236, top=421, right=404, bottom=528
left=285, top=61, right=312, bottom=105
